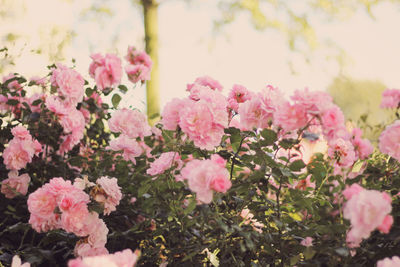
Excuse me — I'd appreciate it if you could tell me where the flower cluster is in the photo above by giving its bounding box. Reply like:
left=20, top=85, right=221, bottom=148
left=162, top=76, right=229, bottom=150
left=125, top=46, right=152, bottom=83
left=27, top=176, right=122, bottom=257
left=147, top=151, right=183, bottom=176
left=179, top=155, right=231, bottom=204
left=380, top=88, right=400, bottom=108
left=3, top=125, right=42, bottom=171
left=68, top=249, right=140, bottom=267
left=89, top=53, right=122, bottom=91
left=1, top=171, right=30, bottom=199
left=107, top=108, right=152, bottom=164
left=343, top=184, right=393, bottom=248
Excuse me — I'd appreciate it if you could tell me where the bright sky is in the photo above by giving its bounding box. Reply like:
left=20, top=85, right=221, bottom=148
left=2, top=0, right=400, bottom=112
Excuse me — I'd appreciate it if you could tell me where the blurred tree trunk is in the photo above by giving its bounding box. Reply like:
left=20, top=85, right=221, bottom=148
left=142, top=0, right=160, bottom=125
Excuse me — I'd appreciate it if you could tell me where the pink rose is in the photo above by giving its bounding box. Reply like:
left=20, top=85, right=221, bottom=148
left=11, top=125, right=31, bottom=140
left=147, top=152, right=183, bottom=176
left=1, top=171, right=30, bottom=198
left=51, top=64, right=84, bottom=106
left=96, top=176, right=122, bottom=215
left=227, top=84, right=251, bottom=112
left=89, top=53, right=122, bottom=90
left=27, top=187, right=57, bottom=219
left=300, top=237, right=313, bottom=247
left=107, top=135, right=143, bottom=164
left=125, top=64, right=151, bottom=83
left=180, top=157, right=231, bottom=204
left=11, top=255, right=31, bottom=267
left=343, top=187, right=392, bottom=248
left=108, top=108, right=151, bottom=139
left=126, top=46, right=152, bottom=68
left=377, top=256, right=400, bottom=267
left=380, top=88, right=400, bottom=109
left=379, top=120, right=400, bottom=161
left=187, top=76, right=223, bottom=92
left=161, top=98, right=190, bottom=130
left=3, top=138, right=36, bottom=170
left=61, top=203, right=90, bottom=236
left=291, top=88, right=333, bottom=115
left=73, top=243, right=109, bottom=258
left=273, top=102, right=308, bottom=132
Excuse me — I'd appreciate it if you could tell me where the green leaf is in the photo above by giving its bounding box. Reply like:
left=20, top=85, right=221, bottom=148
left=32, top=99, right=42, bottom=106
left=184, top=198, right=197, bottom=215
left=260, top=129, right=277, bottom=146
left=289, top=159, right=306, bottom=171
left=6, top=99, right=19, bottom=106
left=111, top=94, right=122, bottom=108
left=118, top=84, right=128, bottom=94
left=85, top=87, right=94, bottom=97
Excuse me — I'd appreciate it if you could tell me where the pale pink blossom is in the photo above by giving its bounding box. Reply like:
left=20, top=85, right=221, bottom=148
left=74, top=243, right=109, bottom=258
left=96, top=176, right=122, bottom=215
left=60, top=108, right=86, bottom=135
left=377, top=256, right=400, bottom=267
left=29, top=213, right=60, bottom=233
left=73, top=176, right=95, bottom=190
left=3, top=138, right=36, bottom=170
left=180, top=156, right=231, bottom=204
left=51, top=64, right=84, bottom=105
left=69, top=249, right=139, bottom=267
left=227, top=84, right=251, bottom=112
left=259, top=85, right=285, bottom=117
left=11, top=255, right=30, bottom=267
left=327, top=138, right=356, bottom=172
left=27, top=187, right=57, bottom=219
left=187, top=76, right=223, bottom=92
left=300, top=237, right=313, bottom=247
left=379, top=120, right=400, bottom=161
left=381, top=88, right=400, bottom=108
left=11, top=125, right=31, bottom=140
left=108, top=108, right=151, bottom=139
left=342, top=184, right=364, bottom=200
left=126, top=46, right=152, bottom=68
left=351, top=128, right=373, bottom=160
left=84, top=213, right=108, bottom=248
left=377, top=215, right=394, bottom=234
left=108, top=135, right=143, bottom=164
left=61, top=203, right=90, bottom=236
left=240, top=208, right=264, bottom=233
left=321, top=106, right=345, bottom=131
left=1, top=171, right=30, bottom=198
left=45, top=95, right=71, bottom=115
left=238, top=98, right=271, bottom=130
left=161, top=98, right=190, bottom=130
left=147, top=152, right=183, bottom=176
left=291, top=88, right=333, bottom=115
left=273, top=102, right=308, bottom=132
left=125, top=64, right=151, bottom=83
left=196, top=88, right=228, bottom=128
left=343, top=186, right=392, bottom=248
left=89, top=53, right=122, bottom=90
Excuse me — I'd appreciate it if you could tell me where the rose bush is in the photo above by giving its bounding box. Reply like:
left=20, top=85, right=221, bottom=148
left=1, top=45, right=400, bottom=266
